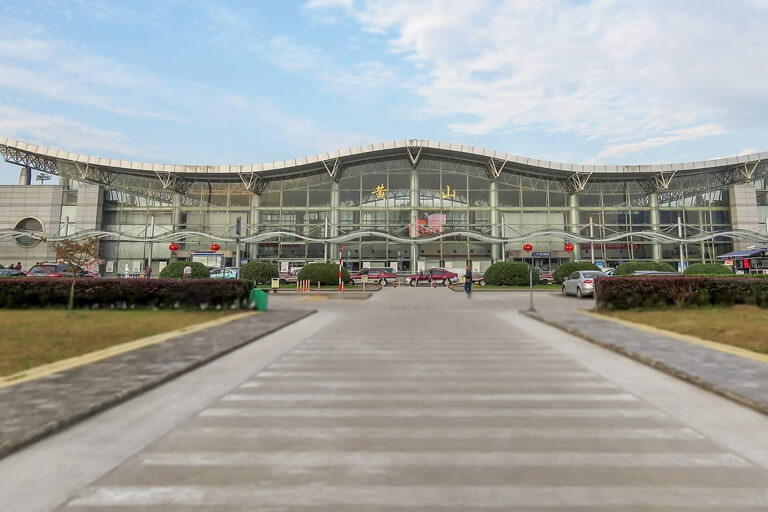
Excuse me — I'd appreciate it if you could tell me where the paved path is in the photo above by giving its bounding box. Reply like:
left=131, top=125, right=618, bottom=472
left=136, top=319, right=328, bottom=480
left=0, top=309, right=312, bottom=459
left=4, top=289, right=768, bottom=510
left=526, top=297, right=768, bottom=416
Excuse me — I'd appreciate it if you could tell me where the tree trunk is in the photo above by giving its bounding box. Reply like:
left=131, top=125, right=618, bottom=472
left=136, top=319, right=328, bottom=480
left=68, top=277, right=76, bottom=310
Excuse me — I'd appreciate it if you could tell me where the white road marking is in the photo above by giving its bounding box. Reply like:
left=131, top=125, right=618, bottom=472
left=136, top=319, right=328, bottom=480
left=67, top=485, right=768, bottom=507
left=181, top=425, right=704, bottom=440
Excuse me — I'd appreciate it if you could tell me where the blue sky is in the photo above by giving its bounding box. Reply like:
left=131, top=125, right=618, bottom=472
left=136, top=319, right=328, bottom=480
left=1, top=0, right=767, bottom=184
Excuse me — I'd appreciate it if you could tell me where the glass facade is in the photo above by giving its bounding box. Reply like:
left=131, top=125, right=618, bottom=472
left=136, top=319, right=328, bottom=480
left=91, top=154, right=738, bottom=275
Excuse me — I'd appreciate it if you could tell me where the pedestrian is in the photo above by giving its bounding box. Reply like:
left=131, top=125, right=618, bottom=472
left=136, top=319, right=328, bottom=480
left=16, top=262, right=22, bottom=271
left=145, top=264, right=152, bottom=279
left=464, top=264, right=473, bottom=298
left=183, top=264, right=192, bottom=279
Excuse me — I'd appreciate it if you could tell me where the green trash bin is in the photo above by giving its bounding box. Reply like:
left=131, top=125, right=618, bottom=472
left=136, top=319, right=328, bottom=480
left=249, top=288, right=269, bottom=311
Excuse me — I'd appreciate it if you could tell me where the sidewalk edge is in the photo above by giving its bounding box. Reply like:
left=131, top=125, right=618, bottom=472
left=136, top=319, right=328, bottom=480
left=519, top=309, right=768, bottom=417
left=0, top=309, right=315, bottom=460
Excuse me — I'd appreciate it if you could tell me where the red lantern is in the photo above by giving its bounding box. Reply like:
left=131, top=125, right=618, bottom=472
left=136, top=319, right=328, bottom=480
left=169, top=243, right=179, bottom=252
left=564, top=243, right=574, bottom=253
left=522, top=243, right=533, bottom=253
left=210, top=243, right=221, bottom=251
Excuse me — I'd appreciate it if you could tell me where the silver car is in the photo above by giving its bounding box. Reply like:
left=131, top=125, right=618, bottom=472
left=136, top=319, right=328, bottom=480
left=562, top=270, right=604, bottom=298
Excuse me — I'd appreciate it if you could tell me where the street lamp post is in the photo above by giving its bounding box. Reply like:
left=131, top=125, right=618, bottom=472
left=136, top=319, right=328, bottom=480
left=523, top=243, right=535, bottom=312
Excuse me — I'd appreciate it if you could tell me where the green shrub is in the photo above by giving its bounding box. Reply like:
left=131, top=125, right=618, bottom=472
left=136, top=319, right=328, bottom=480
left=484, top=261, right=534, bottom=286
left=683, top=263, right=733, bottom=275
left=297, top=262, right=351, bottom=285
left=554, top=262, right=601, bottom=284
left=0, top=278, right=249, bottom=309
left=240, top=261, right=278, bottom=284
left=159, top=261, right=210, bottom=279
left=596, top=276, right=768, bottom=310
left=613, top=261, right=676, bottom=276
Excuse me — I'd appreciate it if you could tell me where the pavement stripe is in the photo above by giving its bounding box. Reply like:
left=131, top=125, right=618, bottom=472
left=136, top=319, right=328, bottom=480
left=180, top=425, right=704, bottom=439
left=255, top=371, right=598, bottom=378
left=137, top=451, right=751, bottom=468
left=66, top=485, right=768, bottom=507
left=220, top=393, right=638, bottom=402
left=200, top=408, right=667, bottom=418
left=239, top=381, right=618, bottom=389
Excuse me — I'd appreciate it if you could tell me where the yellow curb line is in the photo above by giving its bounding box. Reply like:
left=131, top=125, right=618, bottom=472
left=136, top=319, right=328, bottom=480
left=0, top=311, right=257, bottom=389
left=581, top=310, right=768, bottom=365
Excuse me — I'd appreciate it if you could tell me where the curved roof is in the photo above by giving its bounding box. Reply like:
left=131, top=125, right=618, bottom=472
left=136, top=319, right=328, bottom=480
left=1, top=136, right=765, bottom=183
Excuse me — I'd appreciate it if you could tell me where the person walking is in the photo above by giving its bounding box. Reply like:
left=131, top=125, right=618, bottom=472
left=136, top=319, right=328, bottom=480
left=145, top=264, right=152, bottom=279
left=464, top=264, right=473, bottom=298
left=15, top=262, right=22, bottom=271
left=183, top=264, right=192, bottom=279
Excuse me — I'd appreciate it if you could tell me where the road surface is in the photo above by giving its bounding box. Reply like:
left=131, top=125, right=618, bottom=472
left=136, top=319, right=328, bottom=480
left=4, top=288, right=768, bottom=511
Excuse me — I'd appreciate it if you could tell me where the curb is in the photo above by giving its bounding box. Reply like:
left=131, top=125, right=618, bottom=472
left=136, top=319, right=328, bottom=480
left=519, top=309, right=768, bottom=417
left=0, top=309, right=315, bottom=460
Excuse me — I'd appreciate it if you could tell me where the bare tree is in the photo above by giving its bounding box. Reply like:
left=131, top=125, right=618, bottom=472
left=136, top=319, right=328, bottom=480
left=54, top=237, right=100, bottom=310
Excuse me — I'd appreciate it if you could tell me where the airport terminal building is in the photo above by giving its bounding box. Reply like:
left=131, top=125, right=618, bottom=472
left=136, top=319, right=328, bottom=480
left=1, top=137, right=767, bottom=275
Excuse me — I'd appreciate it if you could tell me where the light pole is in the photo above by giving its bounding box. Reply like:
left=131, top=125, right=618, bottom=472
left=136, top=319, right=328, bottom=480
left=523, top=243, right=535, bottom=312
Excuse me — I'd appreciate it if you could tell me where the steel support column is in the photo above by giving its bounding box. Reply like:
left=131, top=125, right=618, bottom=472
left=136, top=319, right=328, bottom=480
left=490, top=181, right=500, bottom=262
left=649, top=192, right=661, bottom=260
left=568, top=193, right=581, bottom=260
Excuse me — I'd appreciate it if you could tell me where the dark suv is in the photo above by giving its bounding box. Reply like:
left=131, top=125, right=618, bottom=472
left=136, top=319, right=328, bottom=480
left=26, top=263, right=96, bottom=278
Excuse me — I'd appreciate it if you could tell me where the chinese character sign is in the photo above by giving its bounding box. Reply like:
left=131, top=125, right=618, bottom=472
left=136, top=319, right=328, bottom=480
left=373, top=184, right=388, bottom=200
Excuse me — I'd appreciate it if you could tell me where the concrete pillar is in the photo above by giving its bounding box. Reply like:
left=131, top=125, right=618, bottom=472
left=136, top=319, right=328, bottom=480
left=649, top=192, right=661, bottom=260
left=250, top=194, right=260, bottom=259
left=568, top=193, right=581, bottom=260
left=172, top=193, right=183, bottom=230
left=490, top=181, right=500, bottom=262
left=729, top=184, right=760, bottom=251
left=330, top=182, right=340, bottom=260
left=410, top=169, right=419, bottom=271
left=19, top=166, right=31, bottom=185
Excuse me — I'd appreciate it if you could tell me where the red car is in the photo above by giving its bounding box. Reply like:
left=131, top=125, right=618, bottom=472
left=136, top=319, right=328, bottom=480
left=278, top=268, right=300, bottom=284
left=405, top=268, right=459, bottom=286
left=349, top=268, right=397, bottom=286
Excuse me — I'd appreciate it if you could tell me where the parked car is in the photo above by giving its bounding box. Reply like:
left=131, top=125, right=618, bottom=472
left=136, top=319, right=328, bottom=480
left=278, top=268, right=301, bottom=284
left=538, top=271, right=554, bottom=284
left=601, top=268, right=615, bottom=277
left=405, top=268, right=459, bottom=286
left=470, top=272, right=485, bottom=285
left=350, top=267, right=397, bottom=286
left=561, top=270, right=604, bottom=298
left=26, top=263, right=97, bottom=278
left=0, top=268, right=25, bottom=278
left=210, top=267, right=238, bottom=279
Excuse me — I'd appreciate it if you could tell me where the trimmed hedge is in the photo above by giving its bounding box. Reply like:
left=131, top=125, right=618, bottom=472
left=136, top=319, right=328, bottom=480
left=159, top=261, right=210, bottom=279
left=596, top=276, right=768, bottom=310
left=683, top=263, right=733, bottom=275
left=614, top=261, right=676, bottom=276
left=297, top=262, right=351, bottom=285
left=554, top=262, right=601, bottom=284
left=0, top=278, right=250, bottom=309
left=484, top=261, right=534, bottom=286
left=240, top=261, right=278, bottom=284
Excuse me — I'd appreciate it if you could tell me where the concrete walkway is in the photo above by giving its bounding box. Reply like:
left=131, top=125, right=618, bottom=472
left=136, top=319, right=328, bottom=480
left=525, top=298, right=768, bottom=416
left=0, top=309, right=313, bottom=459
left=12, top=288, right=764, bottom=511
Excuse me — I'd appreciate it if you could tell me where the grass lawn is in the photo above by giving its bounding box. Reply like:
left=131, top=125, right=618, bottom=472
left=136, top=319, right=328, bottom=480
left=0, top=310, right=238, bottom=377
left=603, top=305, right=768, bottom=354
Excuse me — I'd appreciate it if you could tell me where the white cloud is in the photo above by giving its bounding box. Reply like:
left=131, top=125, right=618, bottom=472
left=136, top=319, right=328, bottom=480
left=0, top=104, right=139, bottom=156
left=595, top=124, right=726, bottom=160
left=309, top=0, right=768, bottom=161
